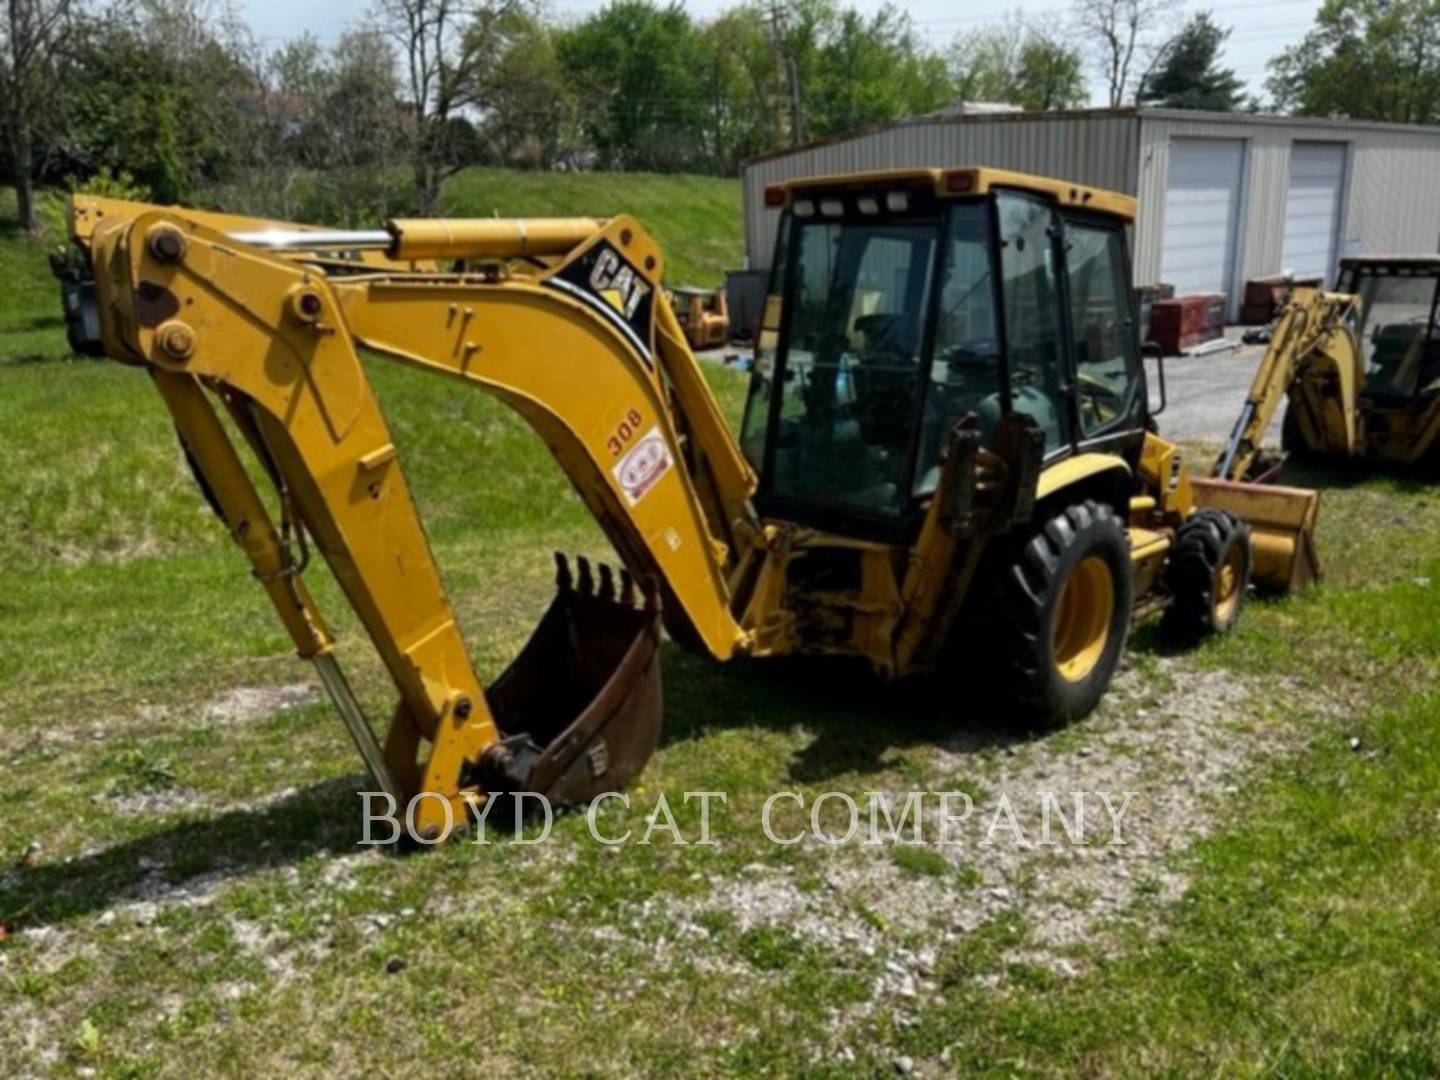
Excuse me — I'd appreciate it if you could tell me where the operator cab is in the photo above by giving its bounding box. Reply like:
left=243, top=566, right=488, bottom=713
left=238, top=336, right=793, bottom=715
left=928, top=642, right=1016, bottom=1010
left=1338, top=255, right=1440, bottom=403
left=739, top=168, right=1148, bottom=538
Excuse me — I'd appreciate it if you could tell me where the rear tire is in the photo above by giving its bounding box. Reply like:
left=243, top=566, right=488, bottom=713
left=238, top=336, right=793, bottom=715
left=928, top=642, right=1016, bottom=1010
left=991, top=500, right=1133, bottom=728
left=1162, top=509, right=1252, bottom=641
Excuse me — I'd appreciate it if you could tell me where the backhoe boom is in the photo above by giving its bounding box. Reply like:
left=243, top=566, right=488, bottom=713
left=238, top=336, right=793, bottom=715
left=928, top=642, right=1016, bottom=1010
left=69, top=198, right=763, bottom=834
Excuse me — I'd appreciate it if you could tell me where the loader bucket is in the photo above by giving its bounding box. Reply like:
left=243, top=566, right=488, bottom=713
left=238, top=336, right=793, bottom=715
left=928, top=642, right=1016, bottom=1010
left=1190, top=477, right=1322, bottom=592
left=476, top=554, right=664, bottom=806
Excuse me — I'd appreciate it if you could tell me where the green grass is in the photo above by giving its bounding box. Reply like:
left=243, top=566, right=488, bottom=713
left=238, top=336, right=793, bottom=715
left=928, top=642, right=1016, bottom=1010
left=443, top=167, right=741, bottom=288
left=0, top=190, right=70, bottom=364
left=1, top=188, right=1439, bottom=1074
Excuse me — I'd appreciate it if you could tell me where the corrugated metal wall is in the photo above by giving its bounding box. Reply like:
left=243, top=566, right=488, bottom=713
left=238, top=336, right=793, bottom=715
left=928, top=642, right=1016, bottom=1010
left=743, top=109, right=1440, bottom=319
left=1136, top=113, right=1440, bottom=289
left=740, top=111, right=1140, bottom=271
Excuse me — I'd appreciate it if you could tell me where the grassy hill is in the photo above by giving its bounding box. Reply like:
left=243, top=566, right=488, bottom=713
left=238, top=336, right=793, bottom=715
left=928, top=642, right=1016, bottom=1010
left=444, top=168, right=742, bottom=288
left=0, top=167, right=742, bottom=367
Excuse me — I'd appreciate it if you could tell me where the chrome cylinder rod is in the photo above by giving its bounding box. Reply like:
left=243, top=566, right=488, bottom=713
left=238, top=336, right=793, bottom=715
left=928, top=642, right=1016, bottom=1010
left=312, top=651, right=406, bottom=809
left=229, top=227, right=393, bottom=252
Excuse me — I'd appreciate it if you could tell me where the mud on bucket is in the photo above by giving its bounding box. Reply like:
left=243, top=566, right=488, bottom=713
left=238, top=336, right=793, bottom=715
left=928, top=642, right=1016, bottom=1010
left=474, top=553, right=664, bottom=806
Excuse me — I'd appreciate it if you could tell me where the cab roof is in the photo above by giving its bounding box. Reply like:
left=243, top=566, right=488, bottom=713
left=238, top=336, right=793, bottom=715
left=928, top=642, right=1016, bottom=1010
left=769, top=167, right=1136, bottom=223
left=1339, top=254, right=1440, bottom=269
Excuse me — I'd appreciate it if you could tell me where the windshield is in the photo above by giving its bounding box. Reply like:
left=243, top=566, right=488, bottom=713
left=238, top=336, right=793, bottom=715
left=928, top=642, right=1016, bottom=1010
left=1347, top=268, right=1440, bottom=399
left=749, top=210, right=939, bottom=519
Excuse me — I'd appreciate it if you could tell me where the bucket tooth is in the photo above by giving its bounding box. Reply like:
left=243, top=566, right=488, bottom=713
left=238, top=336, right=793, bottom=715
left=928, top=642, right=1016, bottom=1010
left=577, top=555, right=595, bottom=595
left=598, top=563, right=616, bottom=601
left=620, top=568, right=636, bottom=607
left=554, top=551, right=573, bottom=591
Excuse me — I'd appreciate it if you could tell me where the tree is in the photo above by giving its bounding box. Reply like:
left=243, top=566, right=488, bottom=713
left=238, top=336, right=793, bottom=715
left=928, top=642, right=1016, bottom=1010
left=1268, top=0, right=1440, bottom=124
left=475, top=11, right=577, bottom=169
left=1138, top=12, right=1244, bottom=109
left=556, top=1, right=708, bottom=172
left=58, top=0, right=255, bottom=204
left=951, top=18, right=1087, bottom=110
left=757, top=0, right=951, bottom=145
left=808, top=5, right=952, bottom=136
left=371, top=0, right=521, bottom=211
left=696, top=8, right=776, bottom=170
left=1, top=0, right=73, bottom=231
left=1017, top=36, right=1089, bottom=110
left=1072, top=0, right=1175, bottom=107
left=237, top=30, right=414, bottom=223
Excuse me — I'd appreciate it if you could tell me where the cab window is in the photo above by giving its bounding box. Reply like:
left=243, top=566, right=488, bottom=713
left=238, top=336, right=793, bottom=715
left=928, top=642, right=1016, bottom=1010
left=996, top=192, right=1071, bottom=455
left=764, top=214, right=937, bottom=517
left=739, top=218, right=789, bottom=470
left=1346, top=270, right=1440, bottom=399
left=1064, top=219, right=1140, bottom=436
left=914, top=201, right=1001, bottom=494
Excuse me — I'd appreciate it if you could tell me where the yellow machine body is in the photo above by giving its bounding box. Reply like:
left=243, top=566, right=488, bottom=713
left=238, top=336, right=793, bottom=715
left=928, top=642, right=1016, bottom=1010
left=58, top=168, right=1301, bottom=836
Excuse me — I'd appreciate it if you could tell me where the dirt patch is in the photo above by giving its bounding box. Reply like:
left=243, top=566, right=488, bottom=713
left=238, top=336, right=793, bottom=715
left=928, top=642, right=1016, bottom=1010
left=202, top=683, right=320, bottom=725
left=107, top=786, right=207, bottom=817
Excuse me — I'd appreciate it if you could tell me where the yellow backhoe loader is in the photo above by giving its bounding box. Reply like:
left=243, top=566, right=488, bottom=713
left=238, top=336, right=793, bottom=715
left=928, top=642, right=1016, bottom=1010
left=54, top=168, right=1320, bottom=839
left=1217, top=256, right=1440, bottom=484
left=1202, top=256, right=1440, bottom=588
left=667, top=285, right=730, bottom=350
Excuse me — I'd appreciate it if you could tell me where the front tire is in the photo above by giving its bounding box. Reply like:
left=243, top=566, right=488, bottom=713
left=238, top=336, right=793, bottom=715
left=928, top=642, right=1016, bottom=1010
left=991, top=500, right=1133, bottom=728
left=1162, top=509, right=1252, bottom=641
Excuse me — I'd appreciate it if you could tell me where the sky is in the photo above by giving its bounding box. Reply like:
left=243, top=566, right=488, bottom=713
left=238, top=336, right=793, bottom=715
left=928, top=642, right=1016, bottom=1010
left=239, top=0, right=1326, bottom=105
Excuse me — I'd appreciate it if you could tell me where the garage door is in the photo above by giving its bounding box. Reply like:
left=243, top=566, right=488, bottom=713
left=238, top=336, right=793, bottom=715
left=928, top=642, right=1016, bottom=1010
left=1160, top=138, right=1246, bottom=300
left=1282, top=142, right=1346, bottom=285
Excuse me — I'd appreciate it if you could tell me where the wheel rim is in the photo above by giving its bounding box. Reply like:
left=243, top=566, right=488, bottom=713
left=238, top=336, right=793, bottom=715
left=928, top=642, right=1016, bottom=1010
left=1214, top=542, right=1245, bottom=623
left=1052, top=555, right=1115, bottom=683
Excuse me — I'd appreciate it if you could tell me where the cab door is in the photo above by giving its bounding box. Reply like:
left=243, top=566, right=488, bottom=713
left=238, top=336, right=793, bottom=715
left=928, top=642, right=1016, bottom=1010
left=994, top=191, right=1075, bottom=458
left=1057, top=212, right=1146, bottom=451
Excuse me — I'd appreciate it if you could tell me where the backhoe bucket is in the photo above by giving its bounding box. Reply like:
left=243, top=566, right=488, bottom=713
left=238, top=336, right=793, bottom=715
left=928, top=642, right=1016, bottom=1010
left=476, top=554, right=664, bottom=806
left=1190, top=477, right=1322, bottom=592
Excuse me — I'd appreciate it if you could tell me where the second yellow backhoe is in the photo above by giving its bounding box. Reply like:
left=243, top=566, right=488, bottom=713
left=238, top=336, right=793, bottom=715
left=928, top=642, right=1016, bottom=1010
left=1216, top=256, right=1440, bottom=486
left=55, top=168, right=1321, bottom=838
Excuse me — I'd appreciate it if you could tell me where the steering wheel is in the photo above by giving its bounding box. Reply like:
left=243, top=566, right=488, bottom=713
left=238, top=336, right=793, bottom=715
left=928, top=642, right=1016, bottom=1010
left=1077, top=372, right=1124, bottom=425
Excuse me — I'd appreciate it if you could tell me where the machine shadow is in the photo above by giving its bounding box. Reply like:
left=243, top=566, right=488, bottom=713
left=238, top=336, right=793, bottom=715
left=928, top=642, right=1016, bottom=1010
left=658, top=645, right=1043, bottom=785
left=0, top=775, right=367, bottom=929
left=1274, top=457, right=1436, bottom=493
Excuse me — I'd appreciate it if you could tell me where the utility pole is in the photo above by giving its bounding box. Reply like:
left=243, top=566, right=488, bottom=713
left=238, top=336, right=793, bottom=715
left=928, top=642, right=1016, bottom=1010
left=765, top=0, right=802, bottom=146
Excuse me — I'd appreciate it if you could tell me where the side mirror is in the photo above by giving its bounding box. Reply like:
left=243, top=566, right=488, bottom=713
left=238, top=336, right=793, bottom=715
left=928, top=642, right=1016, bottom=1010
left=1142, top=340, right=1166, bottom=417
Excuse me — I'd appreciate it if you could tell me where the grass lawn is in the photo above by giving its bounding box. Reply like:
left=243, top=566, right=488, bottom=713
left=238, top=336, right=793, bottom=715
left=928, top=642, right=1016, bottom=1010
left=443, top=168, right=742, bottom=288
left=1, top=187, right=1439, bottom=1075
left=0, top=193, right=70, bottom=364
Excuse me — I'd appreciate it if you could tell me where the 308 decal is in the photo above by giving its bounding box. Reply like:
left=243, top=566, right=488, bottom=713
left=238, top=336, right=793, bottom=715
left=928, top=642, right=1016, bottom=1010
left=606, top=408, right=645, bottom=457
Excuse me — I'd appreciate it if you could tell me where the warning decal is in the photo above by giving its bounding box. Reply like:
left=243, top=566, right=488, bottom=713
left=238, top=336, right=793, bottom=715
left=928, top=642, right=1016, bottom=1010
left=612, top=426, right=672, bottom=506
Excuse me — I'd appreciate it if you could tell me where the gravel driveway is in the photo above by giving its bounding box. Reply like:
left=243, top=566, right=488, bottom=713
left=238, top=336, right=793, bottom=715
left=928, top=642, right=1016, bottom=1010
left=1146, top=338, right=1281, bottom=445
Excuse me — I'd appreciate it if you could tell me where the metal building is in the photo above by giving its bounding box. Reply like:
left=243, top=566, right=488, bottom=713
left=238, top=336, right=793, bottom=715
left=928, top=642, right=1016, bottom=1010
left=740, top=107, right=1440, bottom=319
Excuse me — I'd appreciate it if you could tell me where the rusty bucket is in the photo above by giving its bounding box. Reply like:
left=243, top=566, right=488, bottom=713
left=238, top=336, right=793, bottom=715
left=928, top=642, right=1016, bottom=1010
left=475, top=554, right=664, bottom=806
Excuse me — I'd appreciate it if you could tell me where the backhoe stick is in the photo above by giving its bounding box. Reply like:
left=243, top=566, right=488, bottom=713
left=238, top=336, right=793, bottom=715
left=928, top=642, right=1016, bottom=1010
left=152, top=370, right=332, bottom=658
